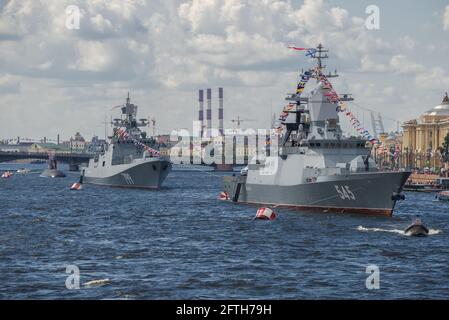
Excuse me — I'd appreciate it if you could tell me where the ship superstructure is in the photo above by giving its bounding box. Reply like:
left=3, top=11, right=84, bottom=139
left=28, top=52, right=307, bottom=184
left=82, top=94, right=171, bottom=188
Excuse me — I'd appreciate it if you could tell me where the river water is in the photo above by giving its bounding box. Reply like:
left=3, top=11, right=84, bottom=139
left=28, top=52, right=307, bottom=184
left=0, top=163, right=448, bottom=299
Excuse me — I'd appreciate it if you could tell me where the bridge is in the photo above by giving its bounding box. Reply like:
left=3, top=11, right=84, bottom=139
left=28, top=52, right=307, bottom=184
left=0, top=151, right=92, bottom=171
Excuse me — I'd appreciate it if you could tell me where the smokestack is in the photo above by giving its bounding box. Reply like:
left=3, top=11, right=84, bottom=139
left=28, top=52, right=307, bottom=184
left=218, top=87, right=223, bottom=136
left=206, top=88, right=212, bottom=137
left=198, top=90, right=204, bottom=137
left=57, top=134, right=60, bottom=145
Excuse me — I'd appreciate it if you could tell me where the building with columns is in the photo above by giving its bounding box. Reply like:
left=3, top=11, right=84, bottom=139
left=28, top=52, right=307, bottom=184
left=402, top=93, right=449, bottom=169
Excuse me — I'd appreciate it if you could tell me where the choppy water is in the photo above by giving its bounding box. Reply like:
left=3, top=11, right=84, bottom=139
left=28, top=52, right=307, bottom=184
left=1, top=163, right=448, bottom=299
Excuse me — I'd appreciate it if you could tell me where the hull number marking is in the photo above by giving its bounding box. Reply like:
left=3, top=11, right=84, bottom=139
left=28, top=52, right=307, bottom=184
left=335, top=185, right=356, bottom=200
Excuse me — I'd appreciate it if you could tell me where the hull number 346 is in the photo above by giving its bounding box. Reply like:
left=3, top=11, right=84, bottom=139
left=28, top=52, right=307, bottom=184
left=335, top=185, right=356, bottom=200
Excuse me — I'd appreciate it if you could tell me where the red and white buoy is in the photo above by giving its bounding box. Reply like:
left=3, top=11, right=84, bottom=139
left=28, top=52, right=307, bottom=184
left=219, top=191, right=230, bottom=200
left=255, top=207, right=277, bottom=221
left=70, top=182, right=82, bottom=190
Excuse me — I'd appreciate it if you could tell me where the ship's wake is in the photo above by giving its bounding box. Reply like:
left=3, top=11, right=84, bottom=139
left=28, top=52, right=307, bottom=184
left=356, top=226, right=441, bottom=236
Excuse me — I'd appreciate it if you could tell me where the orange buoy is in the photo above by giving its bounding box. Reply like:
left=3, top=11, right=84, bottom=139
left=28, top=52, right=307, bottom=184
left=255, top=207, right=276, bottom=221
left=70, top=182, right=82, bottom=190
left=219, top=191, right=230, bottom=200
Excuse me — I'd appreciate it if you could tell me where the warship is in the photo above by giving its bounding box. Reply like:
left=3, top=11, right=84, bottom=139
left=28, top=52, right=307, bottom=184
left=82, top=94, right=171, bottom=189
left=223, top=44, right=410, bottom=216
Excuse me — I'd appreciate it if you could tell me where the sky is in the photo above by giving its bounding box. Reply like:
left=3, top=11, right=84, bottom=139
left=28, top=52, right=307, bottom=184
left=0, top=0, right=449, bottom=142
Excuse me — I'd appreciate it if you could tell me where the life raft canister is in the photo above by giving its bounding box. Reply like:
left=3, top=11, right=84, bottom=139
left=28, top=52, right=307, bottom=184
left=70, top=182, right=82, bottom=190
left=255, top=207, right=276, bottom=221
left=219, top=191, right=230, bottom=200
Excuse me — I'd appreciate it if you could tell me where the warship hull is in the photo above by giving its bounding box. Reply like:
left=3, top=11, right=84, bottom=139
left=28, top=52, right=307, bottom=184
left=83, top=159, right=171, bottom=189
left=224, top=171, right=411, bottom=216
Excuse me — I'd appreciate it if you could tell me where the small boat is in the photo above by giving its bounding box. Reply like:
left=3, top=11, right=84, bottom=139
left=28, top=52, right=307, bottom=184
left=436, top=190, right=449, bottom=202
left=404, top=217, right=429, bottom=237
left=1, top=171, right=13, bottom=178
left=404, top=173, right=445, bottom=192
left=16, top=168, right=31, bottom=174
left=403, top=183, right=443, bottom=192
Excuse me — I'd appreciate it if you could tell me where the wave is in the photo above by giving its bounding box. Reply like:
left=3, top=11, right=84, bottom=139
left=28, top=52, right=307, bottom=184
left=428, top=229, right=442, bottom=235
left=83, top=278, right=111, bottom=287
left=357, top=226, right=441, bottom=236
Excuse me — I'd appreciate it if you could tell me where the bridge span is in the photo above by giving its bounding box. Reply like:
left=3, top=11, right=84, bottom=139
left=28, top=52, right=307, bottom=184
left=0, top=151, right=242, bottom=171
left=0, top=151, right=91, bottom=170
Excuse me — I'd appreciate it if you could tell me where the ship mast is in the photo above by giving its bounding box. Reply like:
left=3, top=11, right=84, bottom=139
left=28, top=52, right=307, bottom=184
left=111, top=93, right=149, bottom=139
left=311, top=43, right=338, bottom=81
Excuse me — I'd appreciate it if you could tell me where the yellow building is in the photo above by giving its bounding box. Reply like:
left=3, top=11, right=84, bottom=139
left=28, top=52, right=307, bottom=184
left=402, top=93, right=449, bottom=169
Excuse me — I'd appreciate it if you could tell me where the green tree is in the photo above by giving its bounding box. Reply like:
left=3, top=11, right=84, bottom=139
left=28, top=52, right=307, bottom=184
left=440, top=132, right=449, bottom=163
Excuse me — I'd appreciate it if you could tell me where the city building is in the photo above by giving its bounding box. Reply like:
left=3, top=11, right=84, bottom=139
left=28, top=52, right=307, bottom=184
left=62, top=132, right=88, bottom=152
left=402, top=93, right=449, bottom=169
left=28, top=142, right=70, bottom=153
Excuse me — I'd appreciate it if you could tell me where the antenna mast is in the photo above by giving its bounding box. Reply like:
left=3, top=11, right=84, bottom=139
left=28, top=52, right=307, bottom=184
left=311, top=43, right=338, bottom=81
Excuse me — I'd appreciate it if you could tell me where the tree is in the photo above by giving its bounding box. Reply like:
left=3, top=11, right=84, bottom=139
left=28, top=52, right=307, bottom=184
left=439, top=132, right=449, bottom=163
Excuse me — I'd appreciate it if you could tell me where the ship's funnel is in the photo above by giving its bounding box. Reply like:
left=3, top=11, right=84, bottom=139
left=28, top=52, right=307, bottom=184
left=218, top=87, right=224, bottom=136
left=206, top=88, right=212, bottom=137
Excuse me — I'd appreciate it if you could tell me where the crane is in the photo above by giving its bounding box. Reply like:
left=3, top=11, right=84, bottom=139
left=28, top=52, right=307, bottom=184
left=230, top=116, right=256, bottom=129
left=148, top=116, right=156, bottom=136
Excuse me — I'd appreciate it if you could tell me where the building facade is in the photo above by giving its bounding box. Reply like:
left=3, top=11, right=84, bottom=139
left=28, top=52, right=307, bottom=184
left=62, top=132, right=88, bottom=152
left=402, top=93, right=449, bottom=169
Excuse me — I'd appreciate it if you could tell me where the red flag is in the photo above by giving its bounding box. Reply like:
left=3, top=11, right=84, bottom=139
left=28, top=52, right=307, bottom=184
left=287, top=46, right=311, bottom=51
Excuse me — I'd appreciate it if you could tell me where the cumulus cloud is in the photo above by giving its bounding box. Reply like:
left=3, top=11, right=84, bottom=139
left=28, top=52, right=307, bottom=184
left=389, top=55, right=425, bottom=74
left=0, top=0, right=447, bottom=138
left=444, top=5, right=449, bottom=30
left=71, top=41, right=113, bottom=72
left=360, top=55, right=388, bottom=72
left=0, top=0, right=394, bottom=87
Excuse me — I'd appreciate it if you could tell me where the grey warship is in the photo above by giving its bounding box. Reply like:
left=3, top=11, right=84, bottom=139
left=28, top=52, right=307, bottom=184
left=82, top=94, right=171, bottom=189
left=224, top=44, right=410, bottom=216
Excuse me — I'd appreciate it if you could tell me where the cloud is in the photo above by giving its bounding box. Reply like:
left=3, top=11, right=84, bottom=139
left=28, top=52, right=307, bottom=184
left=0, top=74, right=20, bottom=94
left=71, top=40, right=113, bottom=72
left=399, top=36, right=415, bottom=50
left=415, top=67, right=449, bottom=89
left=0, top=0, right=394, bottom=87
left=0, top=0, right=447, bottom=138
left=389, top=55, right=425, bottom=74
left=444, top=5, right=449, bottom=30
left=360, top=55, right=388, bottom=72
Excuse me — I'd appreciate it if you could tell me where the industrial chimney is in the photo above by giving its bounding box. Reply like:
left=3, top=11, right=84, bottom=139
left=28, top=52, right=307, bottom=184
left=218, top=88, right=224, bottom=136
left=198, top=89, right=204, bottom=137
left=206, top=88, right=212, bottom=137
